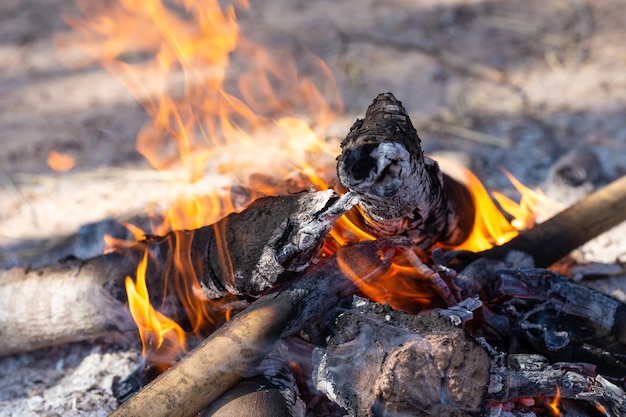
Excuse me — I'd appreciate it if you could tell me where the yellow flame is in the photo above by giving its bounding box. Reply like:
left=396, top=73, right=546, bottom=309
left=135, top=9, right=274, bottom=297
left=548, top=385, right=561, bottom=416
left=125, top=249, right=186, bottom=361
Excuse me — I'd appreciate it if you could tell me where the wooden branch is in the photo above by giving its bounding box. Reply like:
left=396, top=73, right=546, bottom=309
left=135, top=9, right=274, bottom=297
left=336, top=92, right=474, bottom=249
left=488, top=174, right=626, bottom=267
left=0, top=253, right=136, bottom=357
left=0, top=190, right=358, bottom=357
left=109, top=238, right=408, bottom=417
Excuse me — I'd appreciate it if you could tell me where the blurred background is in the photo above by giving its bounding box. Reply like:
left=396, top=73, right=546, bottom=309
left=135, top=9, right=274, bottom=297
left=1, top=0, right=625, bottom=256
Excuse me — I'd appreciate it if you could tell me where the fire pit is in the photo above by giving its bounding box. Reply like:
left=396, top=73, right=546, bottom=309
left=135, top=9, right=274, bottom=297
left=1, top=1, right=626, bottom=417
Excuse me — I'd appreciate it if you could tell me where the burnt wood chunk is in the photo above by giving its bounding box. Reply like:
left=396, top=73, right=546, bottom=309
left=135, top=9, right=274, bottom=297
left=142, top=189, right=359, bottom=299
left=337, top=92, right=473, bottom=249
left=313, top=301, right=491, bottom=417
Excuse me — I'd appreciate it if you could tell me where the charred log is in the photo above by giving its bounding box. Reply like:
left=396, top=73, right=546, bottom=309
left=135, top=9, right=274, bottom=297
left=0, top=190, right=358, bottom=357
left=139, top=189, right=358, bottom=299
left=315, top=300, right=626, bottom=417
left=336, top=92, right=474, bottom=250
left=485, top=350, right=626, bottom=415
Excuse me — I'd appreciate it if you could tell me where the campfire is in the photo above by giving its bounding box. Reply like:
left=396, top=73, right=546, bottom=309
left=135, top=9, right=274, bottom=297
left=2, top=1, right=626, bottom=417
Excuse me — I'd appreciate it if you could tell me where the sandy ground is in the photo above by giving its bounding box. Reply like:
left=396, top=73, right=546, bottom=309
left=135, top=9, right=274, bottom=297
left=1, top=0, right=626, bottom=415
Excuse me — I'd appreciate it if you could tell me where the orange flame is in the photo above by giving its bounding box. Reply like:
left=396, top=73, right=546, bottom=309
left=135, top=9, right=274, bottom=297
left=431, top=157, right=552, bottom=252
left=547, top=385, right=561, bottom=416
left=60, top=0, right=343, bottom=362
left=125, top=249, right=186, bottom=366
left=47, top=150, right=75, bottom=172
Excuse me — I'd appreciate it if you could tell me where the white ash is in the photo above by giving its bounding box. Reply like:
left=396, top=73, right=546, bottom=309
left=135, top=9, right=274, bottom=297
left=0, top=343, right=138, bottom=417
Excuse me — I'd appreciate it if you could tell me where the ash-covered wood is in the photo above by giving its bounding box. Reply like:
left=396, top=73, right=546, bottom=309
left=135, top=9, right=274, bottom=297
left=0, top=190, right=358, bottom=357
left=315, top=299, right=626, bottom=416
left=141, top=189, right=358, bottom=298
left=313, top=302, right=491, bottom=417
left=336, top=92, right=474, bottom=249
left=485, top=350, right=626, bottom=415
left=109, top=238, right=409, bottom=417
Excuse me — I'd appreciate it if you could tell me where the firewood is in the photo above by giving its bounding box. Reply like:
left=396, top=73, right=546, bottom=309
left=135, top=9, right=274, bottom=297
left=108, top=238, right=408, bottom=417
left=313, top=301, right=491, bottom=417
left=336, top=92, right=475, bottom=249
left=0, top=253, right=136, bottom=357
left=0, top=190, right=358, bottom=357
left=139, top=189, right=358, bottom=299
left=488, top=174, right=626, bottom=267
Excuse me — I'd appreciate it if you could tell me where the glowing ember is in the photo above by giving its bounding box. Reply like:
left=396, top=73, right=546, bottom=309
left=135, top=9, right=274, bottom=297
left=547, top=386, right=561, bottom=416
left=47, top=150, right=75, bottom=172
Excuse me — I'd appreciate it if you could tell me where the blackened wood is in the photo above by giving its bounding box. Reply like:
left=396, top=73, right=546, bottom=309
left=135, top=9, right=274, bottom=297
left=336, top=92, right=474, bottom=249
left=109, top=238, right=408, bottom=417
left=488, top=174, right=626, bottom=267
left=486, top=352, right=626, bottom=415
left=0, top=190, right=357, bottom=357
left=497, top=268, right=626, bottom=346
left=313, top=302, right=491, bottom=417
left=141, top=189, right=358, bottom=299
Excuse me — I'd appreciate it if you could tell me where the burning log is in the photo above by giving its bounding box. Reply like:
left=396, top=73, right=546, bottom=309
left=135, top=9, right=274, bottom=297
left=336, top=92, right=474, bottom=249
left=0, top=190, right=358, bottom=357
left=140, top=188, right=358, bottom=299
left=487, top=174, right=626, bottom=268
left=313, top=301, right=491, bottom=417
left=109, top=238, right=407, bottom=417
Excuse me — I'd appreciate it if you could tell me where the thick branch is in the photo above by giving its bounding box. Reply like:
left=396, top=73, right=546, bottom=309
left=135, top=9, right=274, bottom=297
left=337, top=92, right=473, bottom=249
left=489, top=174, right=626, bottom=267
left=0, top=253, right=135, bottom=357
